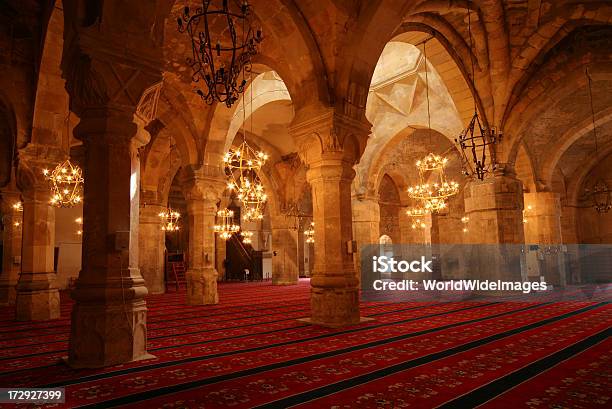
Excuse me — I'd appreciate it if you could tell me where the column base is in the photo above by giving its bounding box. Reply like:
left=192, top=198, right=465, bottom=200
left=308, top=286, right=361, bottom=327
left=68, top=300, right=151, bottom=368
left=186, top=268, right=219, bottom=305
left=15, top=284, right=60, bottom=321
left=297, top=316, right=373, bottom=328
left=272, top=278, right=299, bottom=286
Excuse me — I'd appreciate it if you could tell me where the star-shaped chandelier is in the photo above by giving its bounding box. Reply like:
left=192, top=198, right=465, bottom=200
left=406, top=204, right=430, bottom=230
left=159, top=208, right=181, bottom=232
left=214, top=208, right=240, bottom=240
left=304, top=222, right=315, bottom=244
left=43, top=159, right=84, bottom=207
left=159, top=139, right=181, bottom=232
left=224, top=139, right=269, bottom=221
left=407, top=41, right=459, bottom=212
left=241, top=230, right=254, bottom=244
left=408, top=155, right=459, bottom=213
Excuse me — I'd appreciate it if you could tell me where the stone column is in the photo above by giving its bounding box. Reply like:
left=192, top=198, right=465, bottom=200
left=15, top=148, right=61, bottom=321
left=463, top=166, right=526, bottom=282
left=524, top=192, right=566, bottom=286
left=138, top=202, right=165, bottom=294
left=216, top=234, right=227, bottom=281
left=352, top=197, right=380, bottom=276
left=67, top=110, right=151, bottom=368
left=183, top=170, right=225, bottom=305
left=291, top=110, right=370, bottom=327
left=271, top=215, right=299, bottom=285
left=0, top=189, right=23, bottom=306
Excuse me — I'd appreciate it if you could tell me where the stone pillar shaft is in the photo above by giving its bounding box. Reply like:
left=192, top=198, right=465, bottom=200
left=352, top=198, right=380, bottom=276
left=463, top=170, right=526, bottom=282
left=182, top=171, right=225, bottom=305
left=272, top=216, right=299, bottom=285
left=15, top=155, right=61, bottom=321
left=185, top=198, right=219, bottom=305
left=523, top=192, right=563, bottom=244
left=68, top=110, right=150, bottom=368
left=0, top=191, right=23, bottom=306
left=291, top=109, right=370, bottom=327
left=138, top=204, right=165, bottom=294
left=307, top=155, right=360, bottom=326
left=524, top=192, right=566, bottom=286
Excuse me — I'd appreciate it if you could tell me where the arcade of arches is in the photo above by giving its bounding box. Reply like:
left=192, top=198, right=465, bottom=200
left=0, top=0, right=611, bottom=406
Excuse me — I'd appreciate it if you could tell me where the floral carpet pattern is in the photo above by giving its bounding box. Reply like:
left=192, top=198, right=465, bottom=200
left=0, top=280, right=609, bottom=408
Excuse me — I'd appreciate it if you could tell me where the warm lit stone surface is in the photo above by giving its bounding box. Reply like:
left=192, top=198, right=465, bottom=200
left=292, top=109, right=370, bottom=327
left=0, top=0, right=610, bottom=369
left=352, top=197, right=380, bottom=276
left=271, top=216, right=299, bottom=285
left=183, top=170, right=225, bottom=305
left=0, top=189, right=22, bottom=306
left=67, top=110, right=152, bottom=368
left=15, top=152, right=61, bottom=321
left=138, top=204, right=165, bottom=294
left=464, top=168, right=526, bottom=284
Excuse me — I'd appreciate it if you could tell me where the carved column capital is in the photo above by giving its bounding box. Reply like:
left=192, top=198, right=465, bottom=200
left=62, top=28, right=164, bottom=118
left=290, top=108, right=371, bottom=167
left=181, top=166, right=227, bottom=205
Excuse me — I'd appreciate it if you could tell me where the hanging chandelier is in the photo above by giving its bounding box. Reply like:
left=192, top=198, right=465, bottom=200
left=213, top=208, right=240, bottom=240
left=583, top=67, right=611, bottom=214
left=406, top=204, right=429, bottom=230
left=43, top=159, right=84, bottom=207
left=454, top=1, right=500, bottom=181
left=411, top=219, right=427, bottom=230
left=159, top=138, right=181, bottom=231
left=407, top=41, right=459, bottom=213
left=177, top=1, right=263, bottom=107
left=461, top=215, right=469, bottom=233
left=159, top=208, right=181, bottom=232
left=304, top=221, right=315, bottom=243
left=586, top=180, right=612, bottom=213
left=407, top=161, right=459, bottom=212
left=76, top=217, right=83, bottom=236
left=224, top=139, right=269, bottom=220
left=8, top=202, right=22, bottom=228
left=241, top=230, right=254, bottom=244
left=456, top=111, right=500, bottom=180
left=243, top=201, right=265, bottom=222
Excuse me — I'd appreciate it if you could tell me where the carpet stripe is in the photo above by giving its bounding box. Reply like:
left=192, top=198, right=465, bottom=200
left=440, top=327, right=611, bottom=409
left=69, top=303, right=552, bottom=408
left=42, top=302, right=501, bottom=388
left=247, top=302, right=607, bottom=409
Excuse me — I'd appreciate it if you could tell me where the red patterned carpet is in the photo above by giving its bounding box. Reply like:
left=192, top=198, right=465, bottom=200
left=0, top=279, right=610, bottom=408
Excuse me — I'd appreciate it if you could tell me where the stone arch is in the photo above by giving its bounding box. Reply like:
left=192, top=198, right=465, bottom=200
left=337, top=1, right=490, bottom=126
left=140, top=88, right=200, bottom=206
left=357, top=37, right=466, bottom=198
left=502, top=26, right=612, bottom=167
left=32, top=0, right=71, bottom=150
left=504, top=3, right=612, bottom=127
left=204, top=68, right=294, bottom=166
left=164, top=0, right=329, bottom=110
